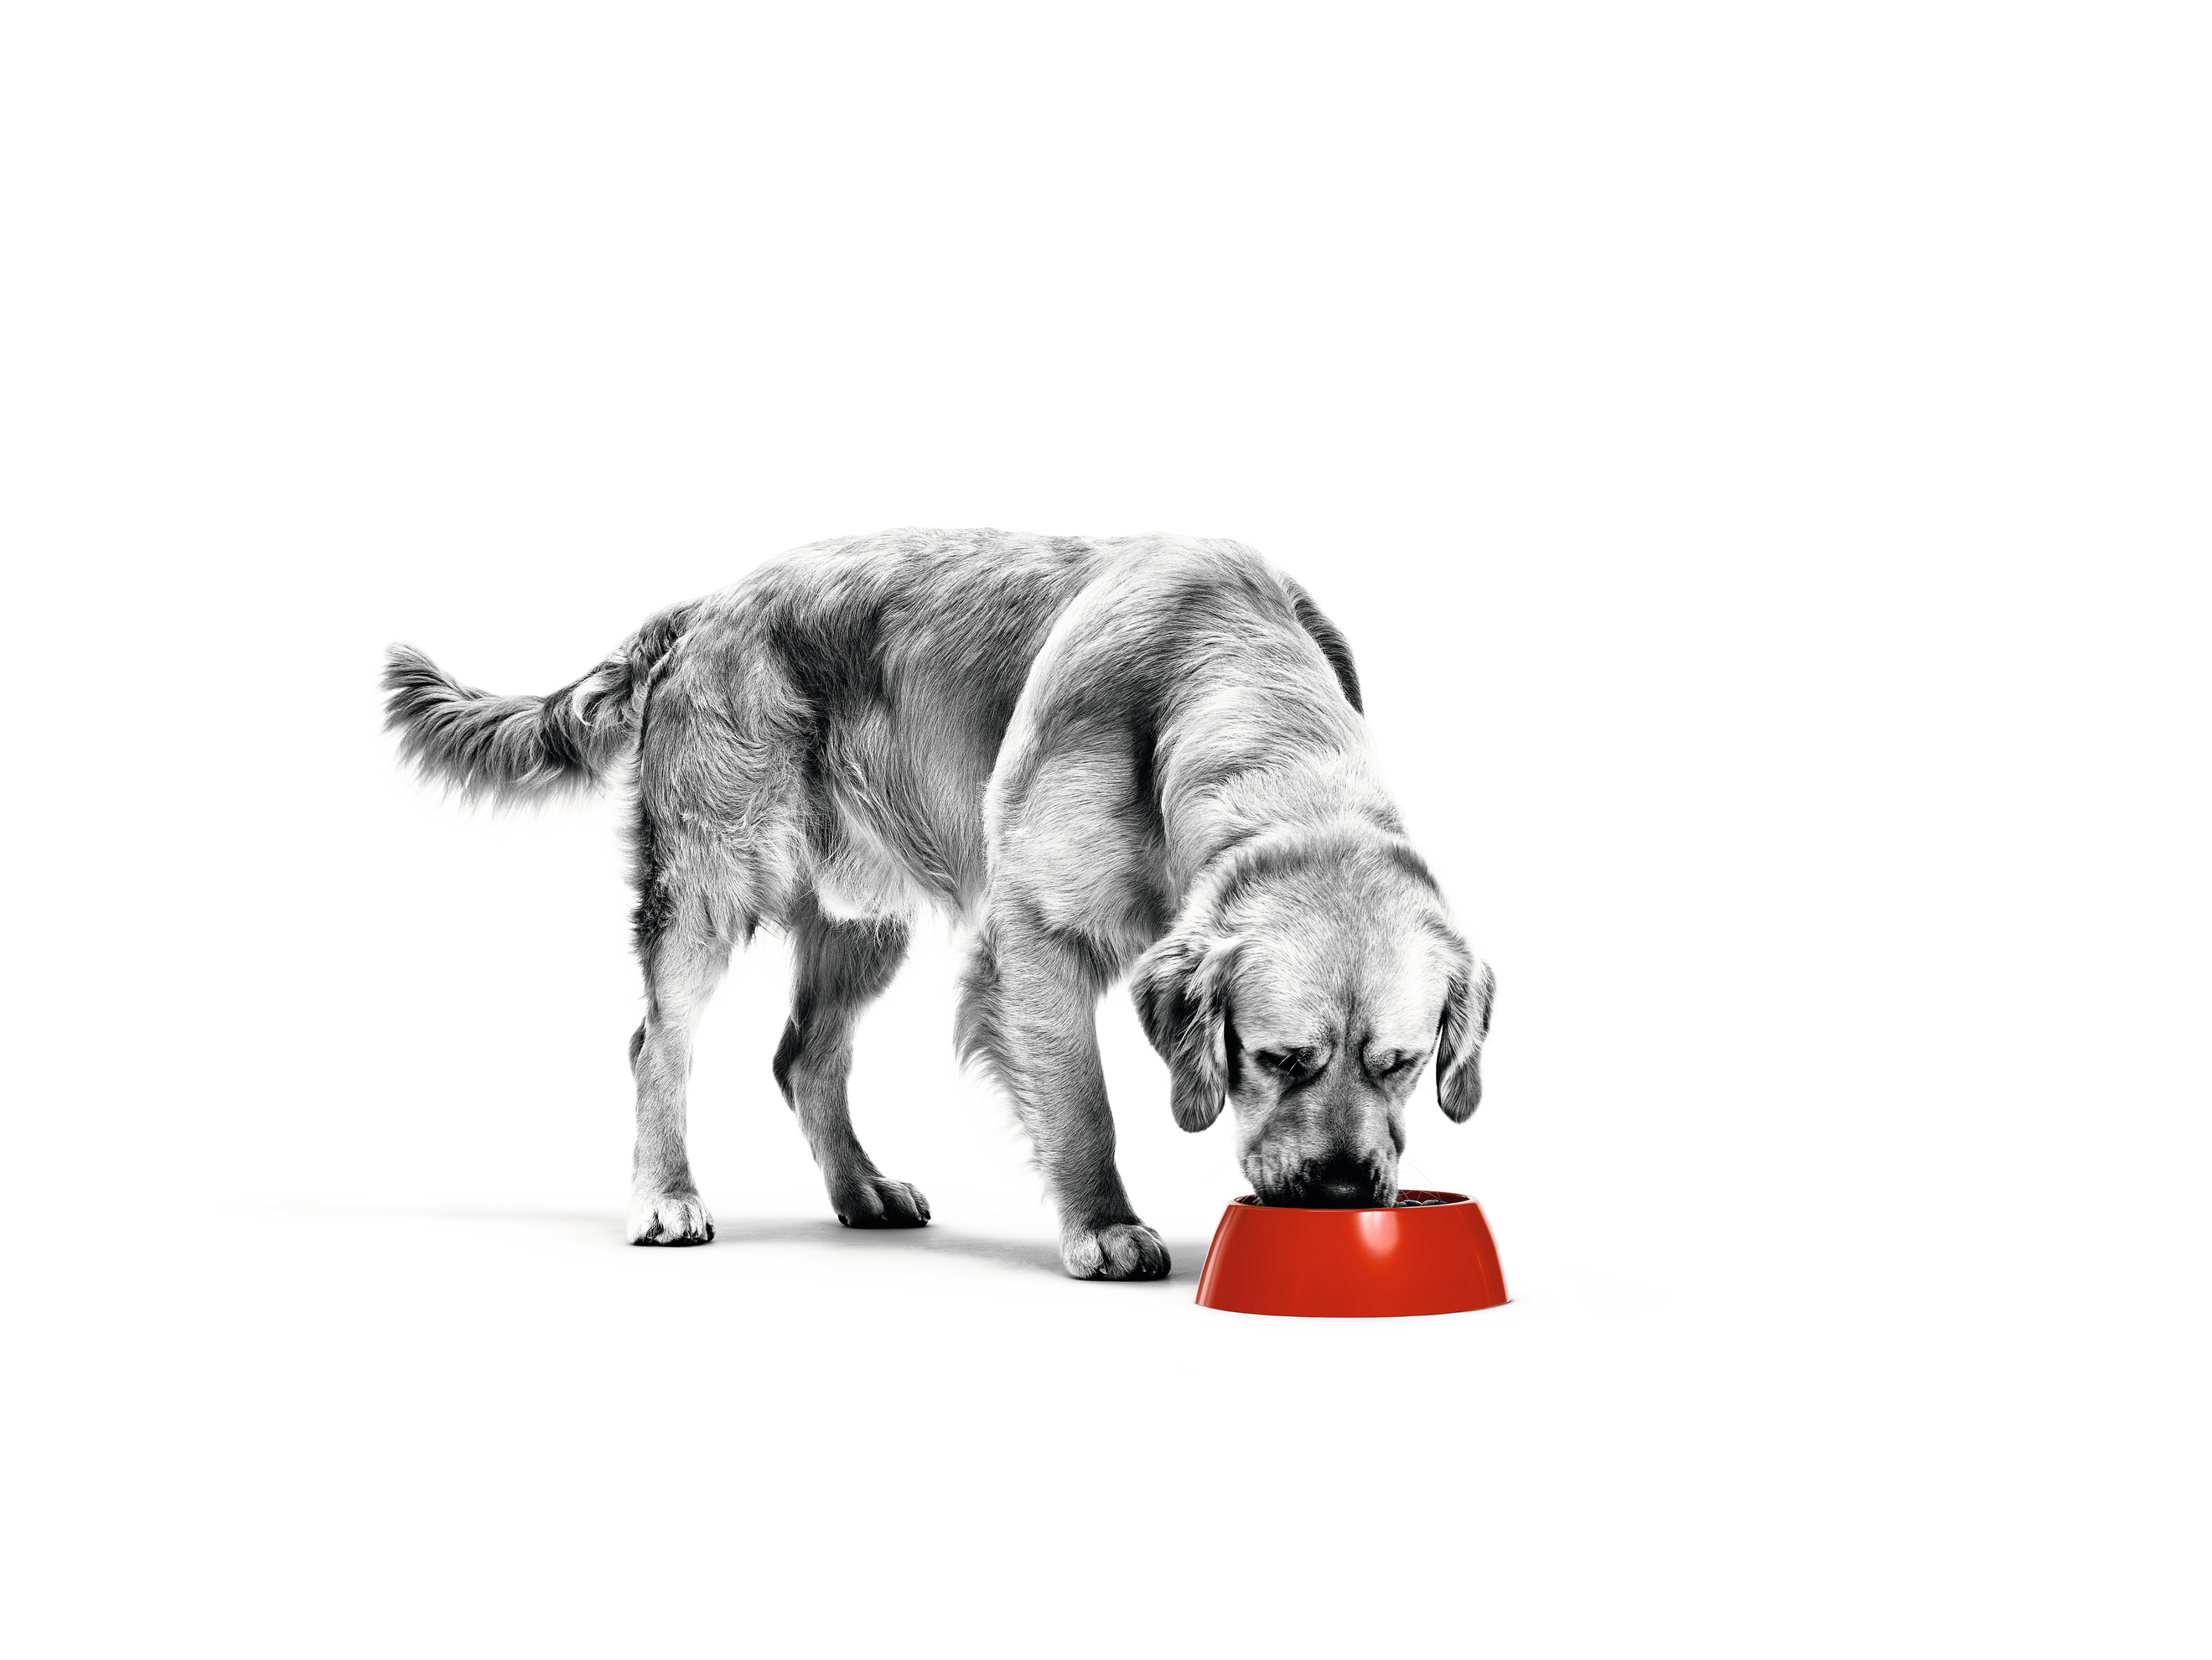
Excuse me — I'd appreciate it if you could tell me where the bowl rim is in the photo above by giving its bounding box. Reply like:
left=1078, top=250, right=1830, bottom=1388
left=1228, top=1187, right=1472, bottom=1213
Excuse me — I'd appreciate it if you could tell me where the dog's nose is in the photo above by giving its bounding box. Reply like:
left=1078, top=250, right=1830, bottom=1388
left=1281, top=1150, right=1391, bottom=1208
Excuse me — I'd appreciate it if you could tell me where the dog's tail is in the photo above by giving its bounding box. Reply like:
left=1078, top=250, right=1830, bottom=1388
left=381, top=601, right=698, bottom=805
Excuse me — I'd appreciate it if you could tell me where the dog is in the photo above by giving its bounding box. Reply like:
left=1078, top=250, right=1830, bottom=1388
left=382, top=528, right=1494, bottom=1279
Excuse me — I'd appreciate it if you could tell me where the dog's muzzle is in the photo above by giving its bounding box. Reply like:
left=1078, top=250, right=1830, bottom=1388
left=1264, top=1149, right=1395, bottom=1208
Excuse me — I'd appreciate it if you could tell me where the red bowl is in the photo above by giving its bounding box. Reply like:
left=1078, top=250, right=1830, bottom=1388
left=1194, top=1190, right=1509, bottom=1318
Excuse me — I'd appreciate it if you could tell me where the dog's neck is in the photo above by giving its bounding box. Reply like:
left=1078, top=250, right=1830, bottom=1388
left=1155, top=691, right=1406, bottom=903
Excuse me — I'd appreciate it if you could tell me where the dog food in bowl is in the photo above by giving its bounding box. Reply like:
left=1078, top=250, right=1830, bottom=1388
left=1234, top=1189, right=1458, bottom=1209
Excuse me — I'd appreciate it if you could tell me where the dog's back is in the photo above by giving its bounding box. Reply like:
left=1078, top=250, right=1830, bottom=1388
left=661, top=528, right=1111, bottom=916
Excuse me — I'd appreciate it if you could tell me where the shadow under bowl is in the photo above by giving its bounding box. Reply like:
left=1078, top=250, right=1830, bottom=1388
left=1194, top=1190, right=1509, bottom=1318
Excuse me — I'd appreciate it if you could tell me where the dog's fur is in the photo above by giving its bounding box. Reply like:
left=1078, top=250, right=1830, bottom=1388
left=383, top=529, right=1493, bottom=1279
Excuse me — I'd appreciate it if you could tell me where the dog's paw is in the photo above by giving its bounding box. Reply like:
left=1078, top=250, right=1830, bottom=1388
left=1062, top=1221, right=1170, bottom=1281
left=831, top=1175, right=931, bottom=1229
left=628, top=1191, right=715, bottom=1246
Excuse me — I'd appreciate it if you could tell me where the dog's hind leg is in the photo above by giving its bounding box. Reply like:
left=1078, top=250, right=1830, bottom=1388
left=772, top=891, right=928, bottom=1227
left=627, top=869, right=737, bottom=1247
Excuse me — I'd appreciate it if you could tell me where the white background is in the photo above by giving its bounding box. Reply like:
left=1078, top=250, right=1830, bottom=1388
left=4, top=3, right=2206, bottom=1654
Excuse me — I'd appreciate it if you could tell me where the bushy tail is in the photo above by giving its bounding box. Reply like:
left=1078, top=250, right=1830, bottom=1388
left=381, top=602, right=697, bottom=805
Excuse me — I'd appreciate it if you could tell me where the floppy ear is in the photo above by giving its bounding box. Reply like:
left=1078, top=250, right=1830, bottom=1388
left=1131, top=932, right=1241, bottom=1132
left=1436, top=952, right=1497, bottom=1123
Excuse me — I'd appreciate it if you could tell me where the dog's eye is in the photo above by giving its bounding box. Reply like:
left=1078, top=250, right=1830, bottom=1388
left=1254, top=1047, right=1321, bottom=1083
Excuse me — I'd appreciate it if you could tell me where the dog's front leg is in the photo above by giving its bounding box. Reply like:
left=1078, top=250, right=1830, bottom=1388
left=959, top=922, right=1168, bottom=1281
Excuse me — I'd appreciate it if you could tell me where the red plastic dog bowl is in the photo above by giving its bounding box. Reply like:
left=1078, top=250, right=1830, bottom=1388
left=1194, top=1190, right=1508, bottom=1318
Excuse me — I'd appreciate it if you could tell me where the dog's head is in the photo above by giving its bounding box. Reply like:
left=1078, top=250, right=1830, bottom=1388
left=1131, top=830, right=1493, bottom=1207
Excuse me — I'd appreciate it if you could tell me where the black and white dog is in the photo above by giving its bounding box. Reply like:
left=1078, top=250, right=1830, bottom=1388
left=384, top=529, right=1493, bottom=1279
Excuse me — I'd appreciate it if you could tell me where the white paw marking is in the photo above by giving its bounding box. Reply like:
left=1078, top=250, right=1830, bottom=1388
left=1062, top=1221, right=1170, bottom=1280
left=628, top=1191, right=714, bottom=1246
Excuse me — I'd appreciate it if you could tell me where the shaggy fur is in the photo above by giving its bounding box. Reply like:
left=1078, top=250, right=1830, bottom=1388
left=383, top=528, right=1492, bottom=1279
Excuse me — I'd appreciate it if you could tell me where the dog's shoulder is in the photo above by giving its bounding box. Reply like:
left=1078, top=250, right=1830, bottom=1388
left=990, top=538, right=1358, bottom=815
left=1039, top=536, right=1359, bottom=711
